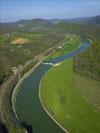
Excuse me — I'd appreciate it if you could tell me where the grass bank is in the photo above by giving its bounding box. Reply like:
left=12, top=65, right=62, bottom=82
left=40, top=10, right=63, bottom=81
left=40, top=59, right=100, bottom=133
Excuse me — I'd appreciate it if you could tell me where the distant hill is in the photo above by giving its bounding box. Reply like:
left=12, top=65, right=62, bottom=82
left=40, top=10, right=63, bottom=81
left=87, top=15, right=100, bottom=24
left=0, top=16, right=100, bottom=33
left=0, top=19, right=55, bottom=33
left=16, top=18, right=54, bottom=29
left=50, top=15, right=100, bottom=25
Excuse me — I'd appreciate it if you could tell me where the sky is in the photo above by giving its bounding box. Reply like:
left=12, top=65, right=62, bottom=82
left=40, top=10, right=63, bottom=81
left=0, top=0, right=100, bottom=22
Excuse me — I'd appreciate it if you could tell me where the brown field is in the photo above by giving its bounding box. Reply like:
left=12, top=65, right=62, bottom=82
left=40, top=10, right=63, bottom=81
left=11, top=37, right=30, bottom=45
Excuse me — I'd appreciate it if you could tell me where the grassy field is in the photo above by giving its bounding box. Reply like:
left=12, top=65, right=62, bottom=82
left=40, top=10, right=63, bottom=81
left=74, top=74, right=100, bottom=112
left=40, top=59, right=100, bottom=133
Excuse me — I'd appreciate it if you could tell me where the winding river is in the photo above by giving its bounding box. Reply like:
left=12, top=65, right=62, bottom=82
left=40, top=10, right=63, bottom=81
left=15, top=40, right=90, bottom=133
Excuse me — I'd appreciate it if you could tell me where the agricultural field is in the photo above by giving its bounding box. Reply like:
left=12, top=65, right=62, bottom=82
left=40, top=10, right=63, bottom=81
left=40, top=59, right=100, bottom=133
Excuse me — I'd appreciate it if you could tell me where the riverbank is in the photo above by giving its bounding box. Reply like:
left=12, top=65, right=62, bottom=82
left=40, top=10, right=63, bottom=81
left=39, top=65, right=69, bottom=133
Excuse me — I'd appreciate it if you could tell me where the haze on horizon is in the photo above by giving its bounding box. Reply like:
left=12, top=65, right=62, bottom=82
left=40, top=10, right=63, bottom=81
left=0, top=0, right=100, bottom=22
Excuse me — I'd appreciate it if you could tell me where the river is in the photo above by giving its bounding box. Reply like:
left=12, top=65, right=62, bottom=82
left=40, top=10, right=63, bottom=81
left=15, top=40, right=90, bottom=133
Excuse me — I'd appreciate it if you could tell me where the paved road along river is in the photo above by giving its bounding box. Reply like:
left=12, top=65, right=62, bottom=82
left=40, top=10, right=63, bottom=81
left=15, top=40, right=90, bottom=133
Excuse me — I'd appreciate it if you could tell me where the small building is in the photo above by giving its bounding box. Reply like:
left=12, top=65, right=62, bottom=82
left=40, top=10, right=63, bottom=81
left=58, top=46, right=62, bottom=49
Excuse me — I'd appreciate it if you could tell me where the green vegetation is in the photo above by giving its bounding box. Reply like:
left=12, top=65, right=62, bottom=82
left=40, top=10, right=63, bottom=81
left=0, top=60, right=37, bottom=133
left=74, top=40, right=100, bottom=81
left=0, top=30, right=66, bottom=84
left=40, top=59, right=100, bottom=133
left=56, top=22, right=100, bottom=81
left=75, top=74, right=100, bottom=112
left=0, top=75, right=25, bottom=133
left=47, top=34, right=81, bottom=60
left=56, top=22, right=100, bottom=40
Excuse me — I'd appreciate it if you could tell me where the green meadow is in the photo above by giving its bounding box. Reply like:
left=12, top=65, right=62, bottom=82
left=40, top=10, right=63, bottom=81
left=40, top=59, right=100, bottom=133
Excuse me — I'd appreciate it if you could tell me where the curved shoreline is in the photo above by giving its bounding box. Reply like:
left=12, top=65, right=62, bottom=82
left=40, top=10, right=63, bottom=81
left=39, top=65, right=69, bottom=133
left=11, top=39, right=67, bottom=132
left=12, top=61, right=43, bottom=122
left=38, top=40, right=91, bottom=133
left=12, top=39, right=90, bottom=133
left=11, top=37, right=69, bottom=124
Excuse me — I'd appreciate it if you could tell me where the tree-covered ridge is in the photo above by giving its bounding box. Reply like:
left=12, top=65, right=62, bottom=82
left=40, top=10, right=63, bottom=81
left=74, top=40, right=100, bottom=81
